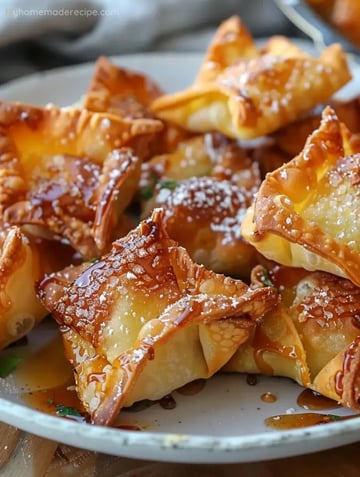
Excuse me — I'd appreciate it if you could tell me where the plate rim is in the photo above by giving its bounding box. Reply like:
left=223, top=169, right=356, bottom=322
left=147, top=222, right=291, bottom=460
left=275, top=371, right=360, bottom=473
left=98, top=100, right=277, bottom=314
left=0, top=51, right=203, bottom=94
left=0, top=390, right=359, bottom=457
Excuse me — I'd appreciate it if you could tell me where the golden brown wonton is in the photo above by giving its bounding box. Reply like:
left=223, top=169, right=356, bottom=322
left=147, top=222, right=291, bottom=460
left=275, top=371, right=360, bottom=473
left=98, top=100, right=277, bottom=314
left=225, top=264, right=360, bottom=410
left=151, top=16, right=351, bottom=139
left=332, top=0, right=360, bottom=48
left=139, top=131, right=261, bottom=201
left=38, top=209, right=278, bottom=425
left=83, top=56, right=163, bottom=120
left=0, top=101, right=162, bottom=258
left=242, top=107, right=360, bottom=287
left=0, top=226, right=46, bottom=348
left=141, top=176, right=259, bottom=277
left=272, top=96, right=360, bottom=159
left=195, top=14, right=259, bottom=84
left=83, top=56, right=192, bottom=157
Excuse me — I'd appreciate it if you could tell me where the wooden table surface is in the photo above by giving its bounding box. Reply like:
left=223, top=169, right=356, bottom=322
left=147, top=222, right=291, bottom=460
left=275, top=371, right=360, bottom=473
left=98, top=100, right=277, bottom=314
left=0, top=423, right=358, bottom=477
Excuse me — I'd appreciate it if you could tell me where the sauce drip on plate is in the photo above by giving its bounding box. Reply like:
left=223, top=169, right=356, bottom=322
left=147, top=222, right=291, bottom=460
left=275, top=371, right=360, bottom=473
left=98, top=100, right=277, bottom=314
left=261, top=392, right=277, bottom=403
left=246, top=374, right=257, bottom=386
left=265, top=412, right=360, bottom=430
left=297, top=389, right=341, bottom=411
left=14, top=334, right=73, bottom=392
left=159, top=394, right=177, bottom=410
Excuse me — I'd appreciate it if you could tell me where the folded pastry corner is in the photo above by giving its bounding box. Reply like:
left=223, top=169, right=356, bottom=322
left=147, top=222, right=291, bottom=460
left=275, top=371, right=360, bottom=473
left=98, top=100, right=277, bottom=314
left=0, top=226, right=47, bottom=349
left=151, top=17, right=351, bottom=139
left=38, top=208, right=278, bottom=425
left=0, top=101, right=162, bottom=258
left=312, top=337, right=360, bottom=409
left=225, top=265, right=311, bottom=387
left=195, top=15, right=259, bottom=84
left=242, top=106, right=360, bottom=286
left=83, top=56, right=163, bottom=119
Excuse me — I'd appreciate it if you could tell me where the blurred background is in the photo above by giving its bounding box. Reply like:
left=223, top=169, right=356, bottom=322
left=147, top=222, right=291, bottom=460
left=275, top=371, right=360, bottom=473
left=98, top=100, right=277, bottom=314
left=0, top=0, right=301, bottom=84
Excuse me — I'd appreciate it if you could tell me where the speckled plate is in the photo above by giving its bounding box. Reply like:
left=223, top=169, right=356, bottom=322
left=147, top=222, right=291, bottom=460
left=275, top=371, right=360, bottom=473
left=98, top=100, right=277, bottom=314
left=0, top=52, right=359, bottom=464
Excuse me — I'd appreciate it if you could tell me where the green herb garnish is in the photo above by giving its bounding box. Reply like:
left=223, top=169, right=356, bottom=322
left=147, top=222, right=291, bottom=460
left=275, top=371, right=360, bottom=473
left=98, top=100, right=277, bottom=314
left=88, top=257, right=99, bottom=263
left=261, top=268, right=278, bottom=291
left=140, top=178, right=178, bottom=200
left=140, top=186, right=154, bottom=200
left=0, top=354, right=21, bottom=378
left=159, top=179, right=178, bottom=190
left=327, top=414, right=342, bottom=422
left=55, top=404, right=82, bottom=417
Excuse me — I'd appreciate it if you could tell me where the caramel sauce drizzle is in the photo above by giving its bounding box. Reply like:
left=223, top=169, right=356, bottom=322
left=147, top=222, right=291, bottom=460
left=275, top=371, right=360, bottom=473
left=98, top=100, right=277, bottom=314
left=252, top=325, right=301, bottom=376
left=265, top=412, right=360, bottom=430
left=297, top=389, right=340, bottom=411
left=14, top=334, right=73, bottom=392
left=261, top=392, right=277, bottom=403
left=335, top=336, right=360, bottom=396
left=22, top=382, right=85, bottom=420
left=16, top=335, right=87, bottom=421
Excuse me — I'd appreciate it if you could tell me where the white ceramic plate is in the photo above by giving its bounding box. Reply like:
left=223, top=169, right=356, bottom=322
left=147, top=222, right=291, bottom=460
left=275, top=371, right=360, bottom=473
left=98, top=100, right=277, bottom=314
left=0, top=52, right=359, bottom=464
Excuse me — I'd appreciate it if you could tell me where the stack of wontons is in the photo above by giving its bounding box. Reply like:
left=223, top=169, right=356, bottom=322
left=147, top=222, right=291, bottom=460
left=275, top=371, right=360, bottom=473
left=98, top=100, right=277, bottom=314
left=1, top=15, right=360, bottom=426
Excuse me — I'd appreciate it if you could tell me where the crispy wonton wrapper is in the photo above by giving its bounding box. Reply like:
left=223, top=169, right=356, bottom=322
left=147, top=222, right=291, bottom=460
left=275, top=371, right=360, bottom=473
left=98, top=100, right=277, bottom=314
left=242, top=107, right=360, bottom=287
left=0, top=225, right=81, bottom=349
left=142, top=176, right=259, bottom=277
left=0, top=101, right=162, bottom=258
left=83, top=56, right=163, bottom=119
left=83, top=55, right=191, bottom=157
left=151, top=16, right=351, bottom=139
left=38, top=209, right=278, bottom=425
left=225, top=264, right=360, bottom=410
left=0, top=226, right=46, bottom=348
left=272, top=95, right=360, bottom=159
left=140, top=131, right=261, bottom=194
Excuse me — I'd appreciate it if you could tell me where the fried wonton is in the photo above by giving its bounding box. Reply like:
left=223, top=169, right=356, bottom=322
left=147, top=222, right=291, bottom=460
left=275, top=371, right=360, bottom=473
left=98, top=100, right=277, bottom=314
left=140, top=132, right=261, bottom=201
left=331, top=96, right=360, bottom=134
left=195, top=15, right=259, bottom=84
left=272, top=97, right=360, bottom=159
left=83, top=56, right=191, bottom=157
left=38, top=209, right=278, bottom=425
left=305, top=0, right=335, bottom=19
left=331, top=0, right=360, bottom=49
left=0, top=102, right=162, bottom=258
left=142, top=177, right=259, bottom=277
left=151, top=16, right=351, bottom=139
left=272, top=114, right=323, bottom=158
left=83, top=56, right=163, bottom=119
left=225, top=264, right=360, bottom=410
left=0, top=226, right=46, bottom=348
left=313, top=336, right=360, bottom=409
left=242, top=106, right=360, bottom=287
left=306, top=0, right=360, bottom=49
